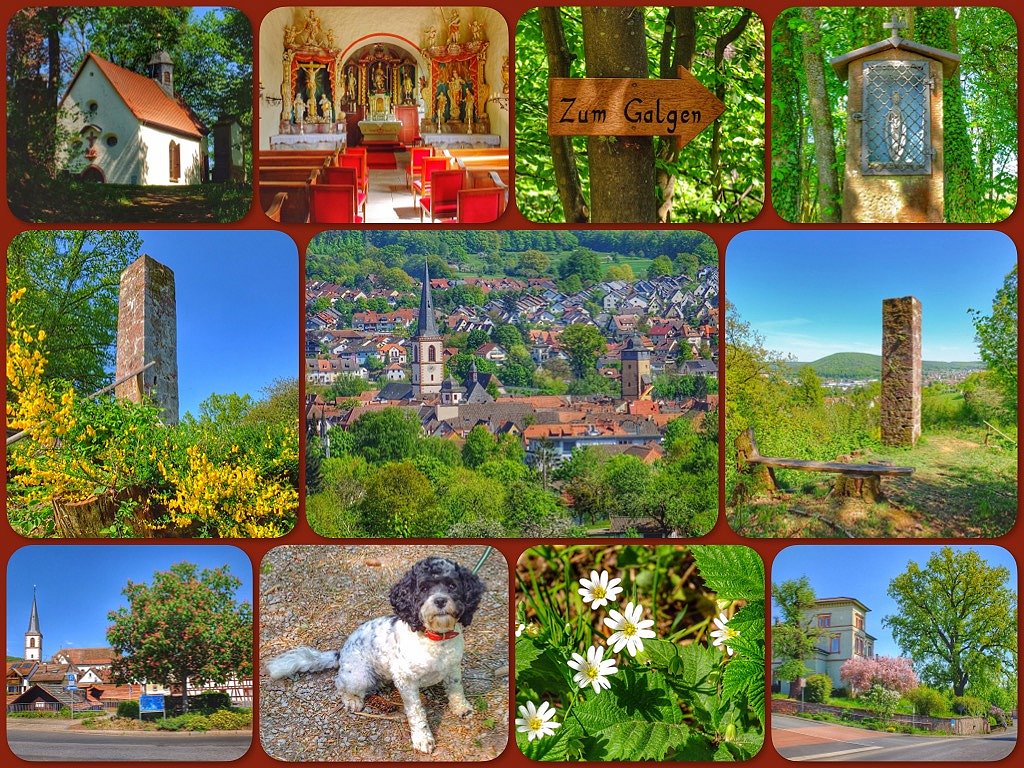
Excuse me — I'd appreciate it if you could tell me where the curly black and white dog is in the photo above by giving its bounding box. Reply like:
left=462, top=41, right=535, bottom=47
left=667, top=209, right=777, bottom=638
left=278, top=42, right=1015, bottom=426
left=266, top=557, right=486, bottom=754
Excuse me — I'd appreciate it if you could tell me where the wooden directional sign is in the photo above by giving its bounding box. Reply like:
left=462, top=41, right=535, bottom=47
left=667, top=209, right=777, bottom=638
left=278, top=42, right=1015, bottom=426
left=548, top=66, right=725, bottom=149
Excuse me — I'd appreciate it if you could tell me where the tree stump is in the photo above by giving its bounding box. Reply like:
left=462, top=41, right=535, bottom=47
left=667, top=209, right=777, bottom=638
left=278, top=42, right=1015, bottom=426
left=735, top=429, right=776, bottom=491
left=51, top=488, right=156, bottom=538
left=832, top=474, right=883, bottom=503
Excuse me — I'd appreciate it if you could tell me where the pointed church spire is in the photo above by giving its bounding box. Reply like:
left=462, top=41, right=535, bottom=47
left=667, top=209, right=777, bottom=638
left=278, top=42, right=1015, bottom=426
left=417, top=260, right=439, bottom=337
left=28, top=586, right=40, bottom=634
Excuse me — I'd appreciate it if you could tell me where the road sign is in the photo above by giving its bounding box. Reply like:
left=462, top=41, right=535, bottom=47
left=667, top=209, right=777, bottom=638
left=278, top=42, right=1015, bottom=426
left=548, top=66, right=725, bottom=148
left=139, top=695, right=166, bottom=714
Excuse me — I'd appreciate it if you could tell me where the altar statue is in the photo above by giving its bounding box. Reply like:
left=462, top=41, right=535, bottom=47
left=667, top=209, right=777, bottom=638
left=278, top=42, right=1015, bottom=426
left=450, top=72, right=464, bottom=121
left=447, top=11, right=461, bottom=45
left=319, top=92, right=332, bottom=121
left=470, top=19, right=484, bottom=42
left=293, top=93, right=306, bottom=123
left=885, top=90, right=907, bottom=163
left=424, top=26, right=438, bottom=49
left=372, top=63, right=386, bottom=93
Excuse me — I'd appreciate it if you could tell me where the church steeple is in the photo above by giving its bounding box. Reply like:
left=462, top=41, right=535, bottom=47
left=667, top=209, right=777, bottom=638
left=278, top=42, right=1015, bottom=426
left=412, top=260, right=443, bottom=397
left=417, top=260, right=439, bottom=338
left=25, top=586, right=42, bottom=662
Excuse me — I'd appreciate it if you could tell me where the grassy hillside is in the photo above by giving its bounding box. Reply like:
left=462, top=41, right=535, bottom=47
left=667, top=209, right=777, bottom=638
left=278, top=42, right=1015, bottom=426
left=788, top=353, right=983, bottom=379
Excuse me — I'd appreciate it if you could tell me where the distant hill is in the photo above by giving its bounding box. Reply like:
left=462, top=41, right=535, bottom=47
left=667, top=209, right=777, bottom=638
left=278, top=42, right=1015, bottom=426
left=789, top=353, right=983, bottom=380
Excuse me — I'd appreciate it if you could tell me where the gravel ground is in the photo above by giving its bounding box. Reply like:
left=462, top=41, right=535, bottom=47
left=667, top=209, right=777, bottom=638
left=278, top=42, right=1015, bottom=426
left=258, top=545, right=509, bottom=761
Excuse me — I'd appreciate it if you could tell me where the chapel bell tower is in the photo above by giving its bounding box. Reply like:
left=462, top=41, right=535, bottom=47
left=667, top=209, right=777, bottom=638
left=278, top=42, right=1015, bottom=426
left=25, top=587, right=42, bottom=662
left=412, top=261, right=444, bottom=397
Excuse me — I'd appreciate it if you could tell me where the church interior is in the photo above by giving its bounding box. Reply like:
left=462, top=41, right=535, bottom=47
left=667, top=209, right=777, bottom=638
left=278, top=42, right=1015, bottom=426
left=258, top=6, right=509, bottom=224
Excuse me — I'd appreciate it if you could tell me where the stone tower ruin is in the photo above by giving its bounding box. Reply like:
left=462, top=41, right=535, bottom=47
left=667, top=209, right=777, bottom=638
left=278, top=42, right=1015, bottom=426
left=114, top=255, right=179, bottom=424
left=880, top=296, right=921, bottom=446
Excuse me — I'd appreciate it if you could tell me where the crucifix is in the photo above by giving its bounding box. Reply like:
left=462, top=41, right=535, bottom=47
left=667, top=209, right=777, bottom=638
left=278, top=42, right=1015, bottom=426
left=299, top=60, right=326, bottom=118
left=884, top=14, right=907, bottom=44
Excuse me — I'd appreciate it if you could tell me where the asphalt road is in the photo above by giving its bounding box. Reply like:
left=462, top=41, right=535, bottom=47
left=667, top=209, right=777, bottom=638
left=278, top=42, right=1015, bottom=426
left=773, top=714, right=1018, bottom=762
left=6, top=720, right=252, bottom=762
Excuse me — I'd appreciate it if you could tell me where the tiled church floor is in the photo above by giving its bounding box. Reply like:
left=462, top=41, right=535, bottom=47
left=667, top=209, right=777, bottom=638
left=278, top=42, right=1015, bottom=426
left=363, top=150, right=444, bottom=224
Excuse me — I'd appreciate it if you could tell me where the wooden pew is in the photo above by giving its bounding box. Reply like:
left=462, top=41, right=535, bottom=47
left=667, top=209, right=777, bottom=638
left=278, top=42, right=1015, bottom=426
left=259, top=182, right=309, bottom=223
left=258, top=167, right=321, bottom=184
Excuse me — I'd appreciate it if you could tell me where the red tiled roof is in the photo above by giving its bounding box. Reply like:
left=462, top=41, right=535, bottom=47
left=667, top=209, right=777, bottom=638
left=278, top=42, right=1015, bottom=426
left=63, top=53, right=205, bottom=139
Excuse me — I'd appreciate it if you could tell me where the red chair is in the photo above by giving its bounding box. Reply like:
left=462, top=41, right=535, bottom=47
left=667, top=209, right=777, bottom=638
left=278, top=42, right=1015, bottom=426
left=309, top=184, right=361, bottom=223
left=406, top=146, right=434, bottom=195
left=456, top=187, right=504, bottom=223
left=321, top=166, right=366, bottom=218
left=413, top=156, right=448, bottom=206
left=420, top=169, right=464, bottom=222
left=339, top=154, right=368, bottom=195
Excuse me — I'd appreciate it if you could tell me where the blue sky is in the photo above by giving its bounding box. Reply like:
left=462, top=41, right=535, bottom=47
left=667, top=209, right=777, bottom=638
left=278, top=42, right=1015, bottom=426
left=772, top=545, right=1017, bottom=658
left=136, top=231, right=297, bottom=417
left=6, top=546, right=253, bottom=659
left=726, top=230, right=1016, bottom=361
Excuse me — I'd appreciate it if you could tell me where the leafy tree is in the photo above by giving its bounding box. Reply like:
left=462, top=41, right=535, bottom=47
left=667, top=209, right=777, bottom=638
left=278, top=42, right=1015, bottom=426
left=462, top=425, right=496, bottom=469
left=771, top=576, right=823, bottom=697
left=906, top=686, right=945, bottom=717
left=559, top=324, right=607, bottom=378
left=647, top=255, right=673, bottom=278
left=493, top=324, right=524, bottom=351
left=558, top=248, right=603, bottom=286
left=7, top=230, right=142, bottom=392
left=107, top=562, right=252, bottom=713
left=969, top=266, right=1017, bottom=414
left=884, top=547, right=1017, bottom=696
left=518, top=249, right=551, bottom=274
left=466, top=328, right=491, bottom=350
left=348, top=408, right=421, bottom=464
left=793, top=365, right=825, bottom=407
left=605, top=263, right=634, bottom=282
left=359, top=461, right=436, bottom=536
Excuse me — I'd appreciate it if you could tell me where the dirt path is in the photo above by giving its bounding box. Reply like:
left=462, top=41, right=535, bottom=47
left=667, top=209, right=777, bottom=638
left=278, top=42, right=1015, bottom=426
left=258, top=545, right=509, bottom=762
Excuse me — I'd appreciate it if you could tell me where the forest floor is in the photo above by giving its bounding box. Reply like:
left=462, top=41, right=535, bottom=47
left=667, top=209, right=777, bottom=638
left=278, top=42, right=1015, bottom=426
left=726, top=431, right=1016, bottom=538
left=8, top=178, right=251, bottom=223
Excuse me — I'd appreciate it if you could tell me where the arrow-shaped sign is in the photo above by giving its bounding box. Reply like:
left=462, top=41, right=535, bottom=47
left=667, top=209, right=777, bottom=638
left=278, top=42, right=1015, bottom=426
left=548, top=66, right=725, bottom=149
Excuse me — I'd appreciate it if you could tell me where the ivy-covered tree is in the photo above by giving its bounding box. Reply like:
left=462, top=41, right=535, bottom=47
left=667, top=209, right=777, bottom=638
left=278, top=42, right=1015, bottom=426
left=970, top=266, right=1017, bottom=414
left=107, top=562, right=252, bottom=713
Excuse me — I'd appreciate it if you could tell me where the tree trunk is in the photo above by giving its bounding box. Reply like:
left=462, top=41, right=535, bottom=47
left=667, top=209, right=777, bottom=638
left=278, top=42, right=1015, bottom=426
left=581, top=7, right=657, bottom=222
left=800, top=7, right=840, bottom=222
left=181, top=672, right=189, bottom=713
left=655, top=8, right=696, bottom=222
left=539, top=7, right=589, bottom=223
left=710, top=10, right=753, bottom=217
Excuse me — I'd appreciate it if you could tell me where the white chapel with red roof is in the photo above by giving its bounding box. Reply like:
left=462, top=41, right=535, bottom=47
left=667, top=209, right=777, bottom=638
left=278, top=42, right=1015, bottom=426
left=58, top=50, right=208, bottom=185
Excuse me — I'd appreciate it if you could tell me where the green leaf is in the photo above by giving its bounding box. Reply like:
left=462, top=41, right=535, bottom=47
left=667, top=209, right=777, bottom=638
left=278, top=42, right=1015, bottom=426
left=726, top=601, right=765, bottom=642
left=676, top=642, right=720, bottom=694
left=690, top=545, right=765, bottom=601
left=570, top=670, right=690, bottom=761
left=722, top=657, right=766, bottom=724
left=515, top=637, right=543, bottom=676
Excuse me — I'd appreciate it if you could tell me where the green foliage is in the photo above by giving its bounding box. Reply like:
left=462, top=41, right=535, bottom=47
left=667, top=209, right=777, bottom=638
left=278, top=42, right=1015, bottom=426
left=7, top=230, right=141, bottom=392
left=905, top=686, right=945, bottom=717
left=106, top=562, right=252, bottom=713
left=516, top=545, right=764, bottom=761
left=559, top=324, right=607, bottom=378
left=951, top=695, right=988, bottom=717
left=117, top=700, right=140, bottom=718
left=863, top=685, right=902, bottom=720
left=969, top=266, right=1017, bottom=414
left=516, top=7, right=764, bottom=223
left=804, top=674, right=832, bottom=703
left=348, top=408, right=422, bottom=464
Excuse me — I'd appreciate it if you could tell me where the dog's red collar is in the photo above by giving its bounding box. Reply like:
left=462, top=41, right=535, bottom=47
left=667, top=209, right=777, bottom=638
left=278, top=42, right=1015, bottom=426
left=423, top=630, right=460, bottom=641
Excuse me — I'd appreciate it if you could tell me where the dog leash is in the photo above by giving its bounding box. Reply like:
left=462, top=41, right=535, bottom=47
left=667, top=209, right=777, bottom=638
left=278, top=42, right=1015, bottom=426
left=472, top=545, right=494, bottom=575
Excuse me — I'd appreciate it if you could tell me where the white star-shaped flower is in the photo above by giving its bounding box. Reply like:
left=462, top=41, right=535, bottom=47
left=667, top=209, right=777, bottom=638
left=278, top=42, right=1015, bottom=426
left=604, top=601, right=657, bottom=657
left=710, top=611, right=739, bottom=656
left=515, top=700, right=561, bottom=741
left=515, top=622, right=526, bottom=638
left=567, top=645, right=618, bottom=694
left=577, top=569, right=623, bottom=609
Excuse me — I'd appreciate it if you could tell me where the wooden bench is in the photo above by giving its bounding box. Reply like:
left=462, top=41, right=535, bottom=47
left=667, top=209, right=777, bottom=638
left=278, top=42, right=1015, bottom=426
left=258, top=167, right=321, bottom=183
left=259, top=182, right=309, bottom=223
left=735, top=427, right=914, bottom=502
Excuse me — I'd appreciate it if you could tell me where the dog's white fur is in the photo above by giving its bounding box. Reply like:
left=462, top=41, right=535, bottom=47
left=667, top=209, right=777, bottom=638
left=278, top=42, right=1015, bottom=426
left=266, top=557, right=485, bottom=754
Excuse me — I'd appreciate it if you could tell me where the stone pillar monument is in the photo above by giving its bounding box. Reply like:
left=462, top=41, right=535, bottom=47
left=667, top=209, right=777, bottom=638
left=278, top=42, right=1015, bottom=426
left=881, top=296, right=921, bottom=446
left=115, top=255, right=178, bottom=424
left=830, top=16, right=960, bottom=223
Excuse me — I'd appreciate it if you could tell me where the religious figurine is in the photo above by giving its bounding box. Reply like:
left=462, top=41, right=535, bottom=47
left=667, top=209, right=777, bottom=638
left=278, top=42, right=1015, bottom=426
left=501, top=56, right=509, bottom=94
left=886, top=90, right=907, bottom=163
left=284, top=24, right=297, bottom=49
left=293, top=93, right=306, bottom=123
left=447, top=11, right=461, bottom=45
left=402, top=72, right=415, bottom=103
left=470, top=19, right=484, bottom=42
left=319, top=92, right=332, bottom=121
left=347, top=70, right=358, bottom=103
left=450, top=72, right=464, bottom=121
left=373, top=63, right=386, bottom=93
left=436, top=92, right=447, bottom=132
left=424, top=26, right=437, bottom=49
left=306, top=94, right=317, bottom=122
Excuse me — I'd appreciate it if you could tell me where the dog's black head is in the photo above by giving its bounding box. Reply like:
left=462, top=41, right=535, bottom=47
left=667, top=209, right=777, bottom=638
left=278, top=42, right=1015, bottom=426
left=389, top=557, right=486, bottom=633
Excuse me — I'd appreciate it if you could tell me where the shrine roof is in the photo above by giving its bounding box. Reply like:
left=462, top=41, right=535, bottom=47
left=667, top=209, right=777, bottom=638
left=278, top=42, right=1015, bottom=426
left=829, top=38, right=961, bottom=81
left=60, top=53, right=206, bottom=139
